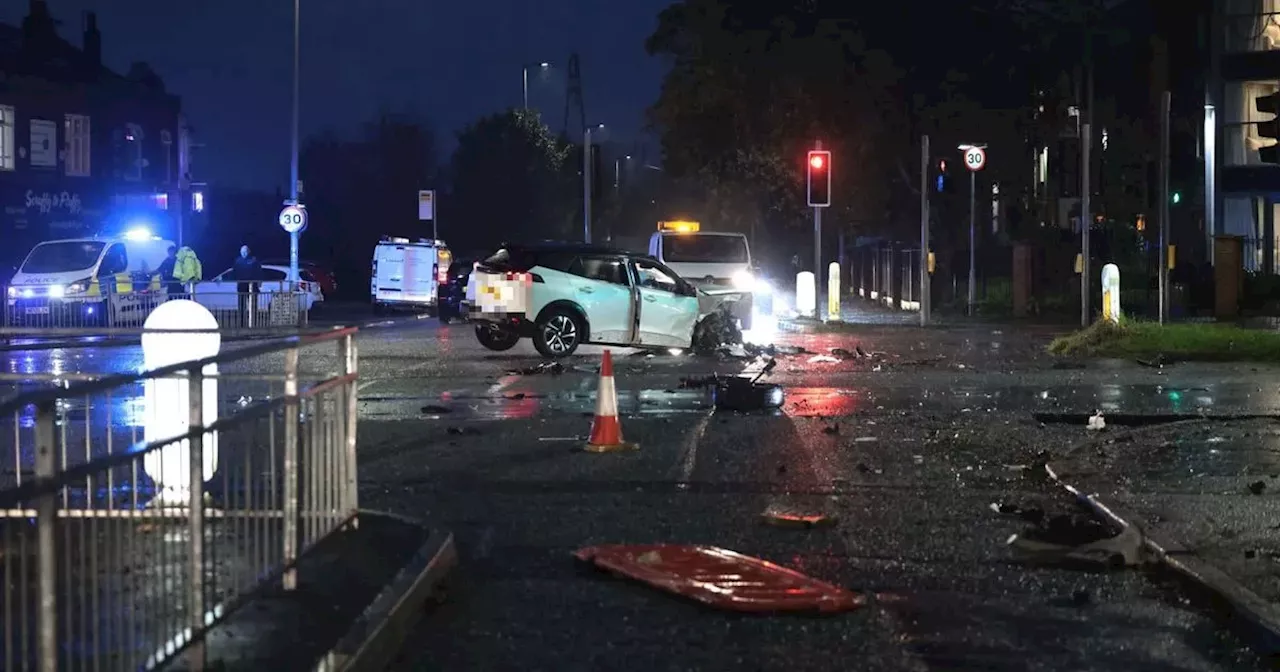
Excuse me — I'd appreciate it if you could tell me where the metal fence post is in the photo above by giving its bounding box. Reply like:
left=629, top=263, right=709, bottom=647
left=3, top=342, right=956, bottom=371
left=340, top=334, right=359, bottom=526
left=186, top=367, right=207, bottom=668
left=282, top=347, right=300, bottom=590
left=34, top=401, right=57, bottom=672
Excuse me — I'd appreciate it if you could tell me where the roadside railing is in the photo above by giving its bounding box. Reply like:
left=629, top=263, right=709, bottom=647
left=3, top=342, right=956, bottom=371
left=0, top=327, right=359, bottom=670
left=3, top=289, right=312, bottom=331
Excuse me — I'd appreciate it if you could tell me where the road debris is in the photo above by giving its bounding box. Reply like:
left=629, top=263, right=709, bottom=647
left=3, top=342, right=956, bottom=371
left=1247, top=480, right=1267, bottom=495
left=808, top=354, right=840, bottom=364
left=420, top=404, right=452, bottom=414
left=507, top=361, right=565, bottom=376
left=1007, top=513, right=1148, bottom=570
left=1087, top=412, right=1106, bottom=431
left=573, top=543, right=864, bottom=613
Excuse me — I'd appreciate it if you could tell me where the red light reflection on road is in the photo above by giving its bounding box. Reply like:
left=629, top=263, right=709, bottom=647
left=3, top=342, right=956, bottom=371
left=784, top=388, right=862, bottom=417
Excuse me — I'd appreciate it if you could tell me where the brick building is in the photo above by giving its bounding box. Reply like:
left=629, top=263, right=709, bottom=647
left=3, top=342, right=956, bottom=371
left=0, top=1, right=197, bottom=270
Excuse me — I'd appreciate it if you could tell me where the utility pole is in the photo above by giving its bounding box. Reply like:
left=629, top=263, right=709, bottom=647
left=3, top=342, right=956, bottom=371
left=1081, top=123, right=1092, bottom=327
left=920, top=135, right=930, bottom=326
left=288, top=0, right=301, bottom=284
left=1158, top=91, right=1171, bottom=324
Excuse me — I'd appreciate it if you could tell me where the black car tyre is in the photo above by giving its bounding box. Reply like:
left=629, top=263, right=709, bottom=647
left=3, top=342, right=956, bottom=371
left=475, top=324, right=519, bottom=351
left=532, top=308, right=584, bottom=358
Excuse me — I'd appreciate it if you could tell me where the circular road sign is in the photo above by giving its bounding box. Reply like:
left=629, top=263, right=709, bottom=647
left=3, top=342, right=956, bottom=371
left=964, top=146, right=986, bottom=172
left=279, top=204, right=307, bottom=233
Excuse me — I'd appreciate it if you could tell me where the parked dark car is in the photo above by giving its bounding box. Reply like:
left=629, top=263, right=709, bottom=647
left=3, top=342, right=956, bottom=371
left=437, top=257, right=475, bottom=323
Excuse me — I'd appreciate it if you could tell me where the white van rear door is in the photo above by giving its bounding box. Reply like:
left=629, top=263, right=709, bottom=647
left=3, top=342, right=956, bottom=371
left=402, top=245, right=437, bottom=301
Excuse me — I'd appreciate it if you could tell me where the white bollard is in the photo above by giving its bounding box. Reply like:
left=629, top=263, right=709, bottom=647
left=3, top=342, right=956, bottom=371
left=1101, top=263, right=1121, bottom=324
left=795, top=272, right=816, bottom=318
left=141, top=300, right=221, bottom=506
left=827, top=262, right=841, bottom=322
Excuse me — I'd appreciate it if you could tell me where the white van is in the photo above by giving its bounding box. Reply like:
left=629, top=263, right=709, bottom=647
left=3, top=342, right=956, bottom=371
left=371, top=237, right=452, bottom=315
left=648, top=221, right=756, bottom=328
left=7, top=235, right=176, bottom=325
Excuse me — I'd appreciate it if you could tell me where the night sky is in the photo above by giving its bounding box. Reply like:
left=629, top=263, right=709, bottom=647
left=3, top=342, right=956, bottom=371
left=1, top=1, right=670, bottom=191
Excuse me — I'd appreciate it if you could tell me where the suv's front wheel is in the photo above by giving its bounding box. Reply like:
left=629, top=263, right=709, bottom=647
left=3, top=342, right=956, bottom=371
left=475, top=324, right=519, bottom=351
left=532, top=308, right=584, bottom=358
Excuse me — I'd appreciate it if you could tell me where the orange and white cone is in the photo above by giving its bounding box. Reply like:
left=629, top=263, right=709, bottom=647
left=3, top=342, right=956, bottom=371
left=585, top=349, right=636, bottom=453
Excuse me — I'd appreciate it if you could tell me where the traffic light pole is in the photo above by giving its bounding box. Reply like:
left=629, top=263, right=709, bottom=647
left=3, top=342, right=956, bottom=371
left=1081, top=123, right=1092, bottom=327
left=1158, top=91, right=1171, bottom=324
left=813, top=140, right=823, bottom=304
left=920, top=135, right=930, bottom=327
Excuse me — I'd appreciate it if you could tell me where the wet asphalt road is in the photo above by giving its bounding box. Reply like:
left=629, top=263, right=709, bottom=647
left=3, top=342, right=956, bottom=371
left=3, top=318, right=1277, bottom=670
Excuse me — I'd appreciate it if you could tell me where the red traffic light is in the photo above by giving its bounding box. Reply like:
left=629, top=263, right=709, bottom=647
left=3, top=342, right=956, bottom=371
left=806, top=150, right=831, bottom=207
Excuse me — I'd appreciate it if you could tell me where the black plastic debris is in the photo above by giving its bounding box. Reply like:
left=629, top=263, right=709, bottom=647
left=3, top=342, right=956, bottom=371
left=446, top=426, right=481, bottom=436
left=507, top=361, right=565, bottom=376
left=1248, top=480, right=1267, bottom=495
left=831, top=347, right=856, bottom=359
left=420, top=404, right=452, bottom=414
left=692, top=309, right=742, bottom=353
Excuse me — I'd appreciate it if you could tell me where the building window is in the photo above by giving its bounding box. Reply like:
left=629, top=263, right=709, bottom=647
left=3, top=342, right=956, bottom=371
left=0, top=105, right=14, bottom=170
left=64, top=114, right=91, bottom=177
left=29, top=119, right=58, bottom=168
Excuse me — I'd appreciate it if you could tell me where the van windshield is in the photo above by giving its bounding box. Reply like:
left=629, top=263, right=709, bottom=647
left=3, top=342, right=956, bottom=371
left=19, top=241, right=106, bottom=274
left=662, top=234, right=749, bottom=263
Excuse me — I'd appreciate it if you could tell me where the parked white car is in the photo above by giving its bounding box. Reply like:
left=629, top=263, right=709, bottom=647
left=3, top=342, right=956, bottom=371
left=465, top=243, right=746, bottom=357
left=192, top=264, right=323, bottom=312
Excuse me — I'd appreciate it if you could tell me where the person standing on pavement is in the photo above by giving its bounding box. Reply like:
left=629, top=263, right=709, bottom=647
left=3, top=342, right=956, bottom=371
left=156, top=245, right=185, bottom=298
left=232, top=245, right=262, bottom=326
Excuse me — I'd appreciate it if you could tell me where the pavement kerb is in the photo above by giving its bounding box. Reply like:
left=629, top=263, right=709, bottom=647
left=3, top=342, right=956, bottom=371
left=1044, top=417, right=1280, bottom=663
left=313, top=511, right=458, bottom=671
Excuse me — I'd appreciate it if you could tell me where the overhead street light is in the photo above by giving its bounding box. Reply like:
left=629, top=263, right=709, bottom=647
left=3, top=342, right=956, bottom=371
left=523, top=61, right=551, bottom=110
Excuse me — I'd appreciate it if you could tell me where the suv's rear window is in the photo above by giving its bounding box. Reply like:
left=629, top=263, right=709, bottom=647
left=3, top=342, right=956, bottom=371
left=482, top=248, right=575, bottom=272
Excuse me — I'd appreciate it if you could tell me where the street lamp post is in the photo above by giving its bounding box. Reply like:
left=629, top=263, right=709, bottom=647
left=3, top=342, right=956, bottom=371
left=522, top=62, right=549, bottom=110
left=288, top=0, right=301, bottom=284
left=583, top=124, right=603, bottom=243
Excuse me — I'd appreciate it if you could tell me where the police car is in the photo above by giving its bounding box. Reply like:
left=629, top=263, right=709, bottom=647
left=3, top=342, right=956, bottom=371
left=465, top=242, right=743, bottom=357
left=7, top=235, right=174, bottom=326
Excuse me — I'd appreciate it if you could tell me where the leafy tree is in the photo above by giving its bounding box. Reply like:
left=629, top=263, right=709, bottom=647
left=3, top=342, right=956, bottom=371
left=449, top=109, right=576, bottom=250
left=645, top=0, right=912, bottom=251
left=299, top=112, right=437, bottom=293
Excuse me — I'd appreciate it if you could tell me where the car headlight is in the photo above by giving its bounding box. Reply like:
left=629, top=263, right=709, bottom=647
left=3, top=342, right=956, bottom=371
left=64, top=281, right=88, bottom=294
left=731, top=270, right=755, bottom=291
left=5, top=287, right=14, bottom=298
left=47, top=285, right=64, bottom=298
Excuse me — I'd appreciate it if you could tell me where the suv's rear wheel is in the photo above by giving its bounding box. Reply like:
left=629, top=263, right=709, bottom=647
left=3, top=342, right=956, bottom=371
left=475, top=324, right=519, bottom=351
left=533, top=308, right=583, bottom=358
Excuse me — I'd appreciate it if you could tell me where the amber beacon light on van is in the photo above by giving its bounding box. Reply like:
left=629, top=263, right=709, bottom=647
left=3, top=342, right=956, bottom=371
left=657, top=220, right=700, bottom=233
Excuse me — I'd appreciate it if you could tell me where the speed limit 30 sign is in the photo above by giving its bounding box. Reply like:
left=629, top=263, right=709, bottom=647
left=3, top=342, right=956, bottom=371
left=279, top=204, right=307, bottom=233
left=964, top=146, right=986, bottom=172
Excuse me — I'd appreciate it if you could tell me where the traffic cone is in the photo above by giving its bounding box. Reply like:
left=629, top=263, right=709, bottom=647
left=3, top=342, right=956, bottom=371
left=585, top=349, right=636, bottom=453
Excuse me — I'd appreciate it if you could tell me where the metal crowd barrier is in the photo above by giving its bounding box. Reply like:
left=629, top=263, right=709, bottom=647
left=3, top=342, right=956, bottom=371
left=3, top=289, right=312, bottom=331
left=0, top=327, right=359, bottom=670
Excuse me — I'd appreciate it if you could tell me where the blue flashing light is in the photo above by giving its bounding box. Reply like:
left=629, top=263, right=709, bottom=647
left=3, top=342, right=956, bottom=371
left=123, top=226, right=153, bottom=241
left=936, top=175, right=945, bottom=192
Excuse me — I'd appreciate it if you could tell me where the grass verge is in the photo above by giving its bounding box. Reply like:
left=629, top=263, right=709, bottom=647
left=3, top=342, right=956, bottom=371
left=1048, top=319, right=1280, bottom=362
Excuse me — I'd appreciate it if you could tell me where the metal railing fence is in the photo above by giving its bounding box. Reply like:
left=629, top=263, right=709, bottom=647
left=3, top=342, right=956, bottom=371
left=0, top=327, right=359, bottom=671
left=3, top=289, right=312, bottom=331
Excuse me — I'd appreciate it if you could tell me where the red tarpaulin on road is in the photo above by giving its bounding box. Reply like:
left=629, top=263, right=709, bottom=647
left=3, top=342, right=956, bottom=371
left=574, top=544, right=865, bottom=614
